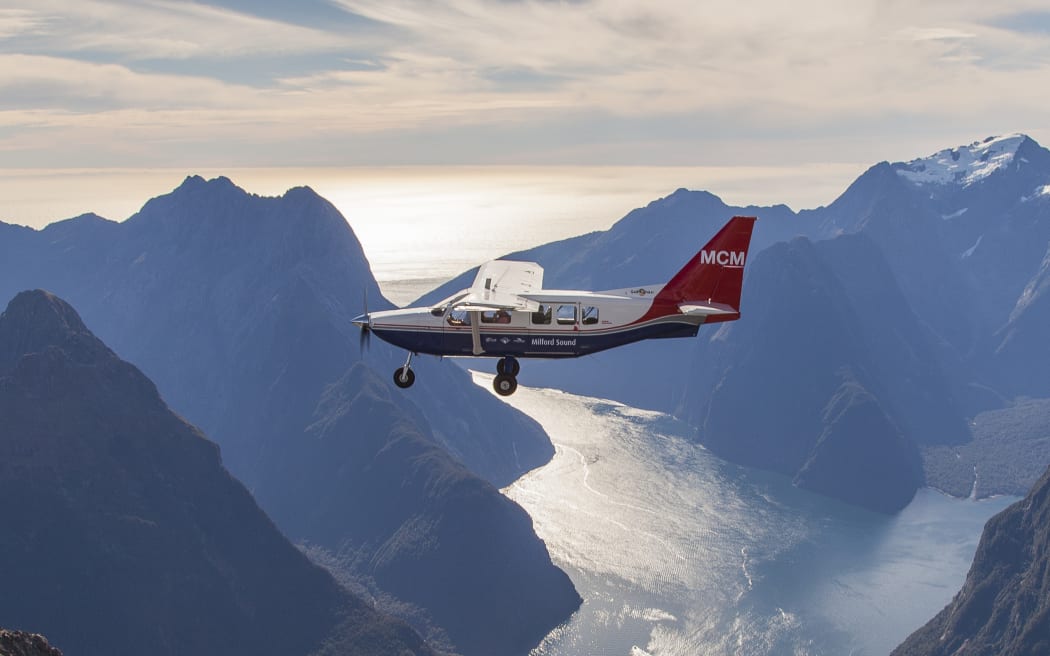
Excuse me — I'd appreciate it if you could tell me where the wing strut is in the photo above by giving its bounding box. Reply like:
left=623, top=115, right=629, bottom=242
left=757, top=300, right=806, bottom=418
left=470, top=311, right=483, bottom=355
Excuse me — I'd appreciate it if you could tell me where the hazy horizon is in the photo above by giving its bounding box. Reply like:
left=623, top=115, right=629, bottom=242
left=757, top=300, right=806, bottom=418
left=0, top=163, right=867, bottom=305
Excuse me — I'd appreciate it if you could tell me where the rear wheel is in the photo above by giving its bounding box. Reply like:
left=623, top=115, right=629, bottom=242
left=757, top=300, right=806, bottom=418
left=393, top=366, right=415, bottom=389
left=493, top=373, right=518, bottom=396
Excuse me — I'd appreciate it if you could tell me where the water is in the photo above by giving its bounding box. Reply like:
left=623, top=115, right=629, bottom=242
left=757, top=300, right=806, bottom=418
left=478, top=373, right=1015, bottom=656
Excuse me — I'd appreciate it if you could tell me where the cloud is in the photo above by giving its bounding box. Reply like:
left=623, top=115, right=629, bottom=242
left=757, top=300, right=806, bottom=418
left=2, top=0, right=1050, bottom=168
left=322, top=0, right=1050, bottom=119
left=895, top=27, right=977, bottom=41
left=3, top=0, right=351, bottom=60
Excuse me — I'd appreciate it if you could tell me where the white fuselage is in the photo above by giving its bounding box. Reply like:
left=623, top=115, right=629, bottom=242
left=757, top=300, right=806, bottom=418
left=364, top=285, right=709, bottom=359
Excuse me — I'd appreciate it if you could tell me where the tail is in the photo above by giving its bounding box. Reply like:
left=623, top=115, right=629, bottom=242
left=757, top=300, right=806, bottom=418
left=654, top=216, right=756, bottom=319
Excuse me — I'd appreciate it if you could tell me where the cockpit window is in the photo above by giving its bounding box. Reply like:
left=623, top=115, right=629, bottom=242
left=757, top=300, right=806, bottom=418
left=446, top=309, right=471, bottom=326
left=582, top=306, right=599, bottom=325
left=432, top=292, right=468, bottom=319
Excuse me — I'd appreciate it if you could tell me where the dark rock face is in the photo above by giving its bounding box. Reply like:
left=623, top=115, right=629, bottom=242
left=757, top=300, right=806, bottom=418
left=793, top=379, right=921, bottom=513
left=995, top=242, right=1050, bottom=397
left=0, top=629, right=64, bottom=656
left=677, top=235, right=943, bottom=512
left=0, top=291, right=433, bottom=656
left=276, top=364, right=581, bottom=656
left=892, top=464, right=1050, bottom=656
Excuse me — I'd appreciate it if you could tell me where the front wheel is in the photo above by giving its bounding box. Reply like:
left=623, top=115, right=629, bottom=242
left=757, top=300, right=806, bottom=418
left=393, top=366, right=415, bottom=389
left=492, top=373, right=518, bottom=396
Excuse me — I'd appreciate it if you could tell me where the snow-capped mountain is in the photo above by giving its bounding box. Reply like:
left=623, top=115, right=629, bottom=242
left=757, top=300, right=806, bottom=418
left=894, top=134, right=1030, bottom=188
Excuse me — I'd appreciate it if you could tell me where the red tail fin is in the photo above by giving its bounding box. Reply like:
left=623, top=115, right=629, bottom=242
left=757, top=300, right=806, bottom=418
left=655, top=216, right=756, bottom=310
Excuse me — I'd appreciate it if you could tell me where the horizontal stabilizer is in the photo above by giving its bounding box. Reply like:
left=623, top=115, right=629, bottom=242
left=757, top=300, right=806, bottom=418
left=679, top=302, right=738, bottom=316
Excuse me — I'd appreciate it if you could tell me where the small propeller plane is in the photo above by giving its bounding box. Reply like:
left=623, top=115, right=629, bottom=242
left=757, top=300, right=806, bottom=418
left=353, top=215, right=756, bottom=396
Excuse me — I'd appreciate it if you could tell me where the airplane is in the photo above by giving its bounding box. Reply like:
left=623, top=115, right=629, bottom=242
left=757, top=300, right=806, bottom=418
left=353, top=215, right=756, bottom=396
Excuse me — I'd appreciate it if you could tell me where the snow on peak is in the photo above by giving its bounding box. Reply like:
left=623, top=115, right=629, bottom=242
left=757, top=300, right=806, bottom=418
left=895, top=134, right=1026, bottom=187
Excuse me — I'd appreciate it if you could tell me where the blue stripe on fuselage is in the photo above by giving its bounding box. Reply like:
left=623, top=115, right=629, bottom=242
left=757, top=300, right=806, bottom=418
left=370, top=318, right=701, bottom=358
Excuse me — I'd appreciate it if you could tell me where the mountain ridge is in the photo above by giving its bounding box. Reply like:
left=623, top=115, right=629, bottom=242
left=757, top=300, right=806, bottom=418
left=0, top=177, right=577, bottom=655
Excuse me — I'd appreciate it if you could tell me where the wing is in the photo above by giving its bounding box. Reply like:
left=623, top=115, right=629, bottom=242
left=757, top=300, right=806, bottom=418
left=453, top=290, right=540, bottom=312
left=471, top=260, right=543, bottom=295
left=448, top=260, right=543, bottom=312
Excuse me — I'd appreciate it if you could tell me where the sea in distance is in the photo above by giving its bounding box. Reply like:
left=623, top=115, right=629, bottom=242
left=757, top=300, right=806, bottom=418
left=4, top=164, right=1013, bottom=654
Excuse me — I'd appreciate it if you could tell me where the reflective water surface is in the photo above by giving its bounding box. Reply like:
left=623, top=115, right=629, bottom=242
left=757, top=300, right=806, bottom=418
left=480, top=374, right=1015, bottom=656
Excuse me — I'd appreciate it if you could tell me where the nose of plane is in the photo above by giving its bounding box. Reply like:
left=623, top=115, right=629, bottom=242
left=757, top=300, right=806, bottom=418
left=352, top=313, right=370, bottom=329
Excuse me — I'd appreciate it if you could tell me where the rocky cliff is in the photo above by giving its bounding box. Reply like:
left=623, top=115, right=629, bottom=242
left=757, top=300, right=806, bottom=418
left=0, top=630, right=63, bottom=656
left=892, top=464, right=1050, bottom=656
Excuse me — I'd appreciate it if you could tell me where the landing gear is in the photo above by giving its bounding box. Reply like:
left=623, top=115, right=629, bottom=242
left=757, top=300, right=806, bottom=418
left=393, top=352, right=416, bottom=389
left=493, top=373, right=518, bottom=396
left=496, top=356, right=520, bottom=376
left=493, top=357, right=520, bottom=396
left=393, top=367, right=415, bottom=388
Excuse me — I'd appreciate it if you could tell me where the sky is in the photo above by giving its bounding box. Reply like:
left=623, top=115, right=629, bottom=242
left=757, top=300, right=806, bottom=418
left=2, top=0, right=1049, bottom=173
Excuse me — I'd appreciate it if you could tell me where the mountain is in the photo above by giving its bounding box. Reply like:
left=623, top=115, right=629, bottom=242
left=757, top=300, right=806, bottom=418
left=0, top=177, right=578, bottom=655
left=419, top=134, right=1050, bottom=511
left=0, top=630, right=63, bottom=656
left=0, top=175, right=550, bottom=489
left=994, top=242, right=1050, bottom=396
left=0, top=290, right=433, bottom=656
left=892, top=464, right=1050, bottom=656
left=678, top=235, right=933, bottom=512
left=812, top=134, right=1050, bottom=405
left=275, top=363, right=580, bottom=655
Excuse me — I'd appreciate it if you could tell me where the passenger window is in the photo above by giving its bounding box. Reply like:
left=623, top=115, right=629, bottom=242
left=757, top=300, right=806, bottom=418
left=532, top=304, right=552, bottom=325
left=556, top=304, right=577, bottom=325
left=582, top=306, right=599, bottom=325
left=481, top=310, right=511, bottom=324
left=447, top=310, right=471, bottom=326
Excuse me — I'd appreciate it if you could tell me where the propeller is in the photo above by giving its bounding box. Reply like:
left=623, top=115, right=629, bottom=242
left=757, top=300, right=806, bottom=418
left=353, top=288, right=372, bottom=353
